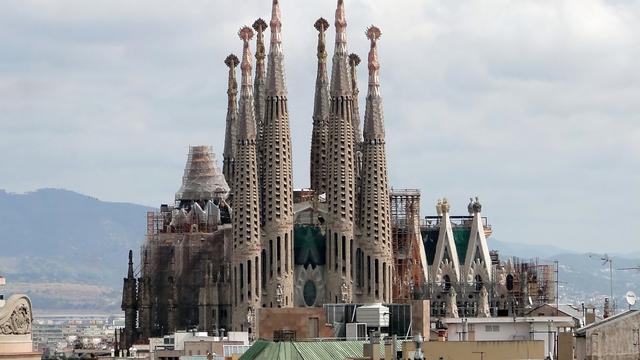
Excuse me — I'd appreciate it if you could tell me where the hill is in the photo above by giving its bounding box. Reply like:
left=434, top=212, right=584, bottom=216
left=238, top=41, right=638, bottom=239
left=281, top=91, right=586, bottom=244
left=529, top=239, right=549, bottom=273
left=0, top=188, right=152, bottom=311
left=0, top=188, right=637, bottom=312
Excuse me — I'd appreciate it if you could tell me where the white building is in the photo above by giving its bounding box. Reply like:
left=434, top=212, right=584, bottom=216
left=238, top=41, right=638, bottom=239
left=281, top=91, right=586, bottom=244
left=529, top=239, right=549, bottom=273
left=442, top=316, right=575, bottom=357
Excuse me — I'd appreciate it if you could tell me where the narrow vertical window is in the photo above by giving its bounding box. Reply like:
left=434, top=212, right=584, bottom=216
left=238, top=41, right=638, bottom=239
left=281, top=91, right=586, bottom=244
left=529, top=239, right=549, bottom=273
left=285, top=234, right=289, bottom=272
left=277, top=236, right=281, bottom=275
left=269, top=240, right=273, bottom=278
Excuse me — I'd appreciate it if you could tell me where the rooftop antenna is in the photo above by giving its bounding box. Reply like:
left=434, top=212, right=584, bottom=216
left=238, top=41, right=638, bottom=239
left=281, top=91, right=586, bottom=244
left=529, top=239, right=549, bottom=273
left=589, top=253, right=615, bottom=315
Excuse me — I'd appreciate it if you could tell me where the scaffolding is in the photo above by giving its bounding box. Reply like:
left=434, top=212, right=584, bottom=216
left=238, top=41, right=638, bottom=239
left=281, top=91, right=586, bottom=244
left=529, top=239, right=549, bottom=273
left=390, top=189, right=428, bottom=300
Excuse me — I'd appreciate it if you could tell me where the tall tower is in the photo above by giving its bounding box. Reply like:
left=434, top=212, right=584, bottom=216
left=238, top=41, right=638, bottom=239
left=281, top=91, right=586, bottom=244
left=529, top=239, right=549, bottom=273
left=231, top=26, right=262, bottom=331
left=223, top=54, right=239, bottom=186
left=121, top=250, right=137, bottom=351
left=348, top=53, right=363, bottom=146
left=325, top=0, right=355, bottom=303
left=253, top=18, right=268, bottom=218
left=261, top=0, right=295, bottom=308
left=253, top=18, right=268, bottom=147
left=358, top=26, right=393, bottom=303
left=310, top=18, right=330, bottom=195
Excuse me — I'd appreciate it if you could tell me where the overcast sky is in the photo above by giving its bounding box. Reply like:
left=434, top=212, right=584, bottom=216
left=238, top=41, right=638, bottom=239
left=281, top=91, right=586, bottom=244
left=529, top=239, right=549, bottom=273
left=1, top=0, right=638, bottom=253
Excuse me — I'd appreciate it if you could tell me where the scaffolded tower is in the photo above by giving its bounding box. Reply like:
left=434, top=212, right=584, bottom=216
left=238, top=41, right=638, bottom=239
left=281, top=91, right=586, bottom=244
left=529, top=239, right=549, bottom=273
left=358, top=26, right=393, bottom=303
left=325, top=0, right=356, bottom=303
left=390, top=189, right=428, bottom=301
left=261, top=0, right=295, bottom=308
left=231, top=26, right=262, bottom=331
left=309, top=18, right=330, bottom=195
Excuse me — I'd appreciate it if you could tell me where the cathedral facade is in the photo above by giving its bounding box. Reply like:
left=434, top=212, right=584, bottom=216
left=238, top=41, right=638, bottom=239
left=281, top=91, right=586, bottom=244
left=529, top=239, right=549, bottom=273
left=122, top=0, right=394, bottom=346
left=121, top=0, right=554, bottom=349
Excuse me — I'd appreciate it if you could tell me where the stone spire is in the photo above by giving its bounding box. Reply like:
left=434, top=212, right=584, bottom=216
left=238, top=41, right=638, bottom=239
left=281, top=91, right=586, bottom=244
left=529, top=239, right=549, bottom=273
left=348, top=53, right=363, bottom=145
left=231, top=26, right=262, bottom=330
left=127, top=249, right=134, bottom=278
left=253, top=18, right=268, bottom=144
left=262, top=0, right=295, bottom=309
left=310, top=18, right=330, bottom=194
left=121, top=250, right=137, bottom=350
left=325, top=0, right=356, bottom=303
left=359, top=26, right=392, bottom=303
left=253, top=18, right=268, bottom=207
left=223, top=54, right=239, bottom=187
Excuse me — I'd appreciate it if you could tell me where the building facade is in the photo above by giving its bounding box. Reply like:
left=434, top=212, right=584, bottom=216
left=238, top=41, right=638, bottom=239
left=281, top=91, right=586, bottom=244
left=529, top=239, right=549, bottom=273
left=120, top=0, right=557, bottom=350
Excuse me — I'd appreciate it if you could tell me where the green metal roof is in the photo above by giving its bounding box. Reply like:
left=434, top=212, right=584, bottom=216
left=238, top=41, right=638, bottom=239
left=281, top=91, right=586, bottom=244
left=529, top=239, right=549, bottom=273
left=239, top=340, right=363, bottom=360
left=240, top=340, right=410, bottom=360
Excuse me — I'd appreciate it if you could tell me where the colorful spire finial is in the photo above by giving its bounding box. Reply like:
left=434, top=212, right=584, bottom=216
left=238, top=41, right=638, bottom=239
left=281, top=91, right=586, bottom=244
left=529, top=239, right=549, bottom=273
left=335, top=0, right=347, bottom=36
left=225, top=54, right=240, bottom=69
left=253, top=18, right=268, bottom=33
left=270, top=0, right=282, bottom=44
left=315, top=18, right=329, bottom=62
left=349, top=53, right=361, bottom=66
left=239, top=26, right=254, bottom=86
left=252, top=18, right=268, bottom=62
left=366, top=25, right=381, bottom=87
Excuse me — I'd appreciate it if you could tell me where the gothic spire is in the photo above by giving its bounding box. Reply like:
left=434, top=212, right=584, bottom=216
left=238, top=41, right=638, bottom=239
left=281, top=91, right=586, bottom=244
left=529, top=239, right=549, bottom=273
left=231, top=25, right=262, bottom=330
left=252, top=18, right=268, bottom=155
left=348, top=53, right=362, bottom=145
left=266, top=0, right=287, bottom=96
left=223, top=54, right=239, bottom=184
left=359, top=25, right=393, bottom=303
left=325, top=0, right=356, bottom=303
left=330, top=0, right=352, bottom=96
left=262, top=0, right=295, bottom=308
left=127, top=250, right=134, bottom=278
left=363, top=26, right=384, bottom=139
left=238, top=27, right=256, bottom=140
left=310, top=18, right=330, bottom=194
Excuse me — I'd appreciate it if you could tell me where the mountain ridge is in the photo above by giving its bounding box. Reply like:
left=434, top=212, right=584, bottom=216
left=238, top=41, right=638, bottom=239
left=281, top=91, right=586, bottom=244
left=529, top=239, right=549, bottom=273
left=0, top=188, right=637, bottom=311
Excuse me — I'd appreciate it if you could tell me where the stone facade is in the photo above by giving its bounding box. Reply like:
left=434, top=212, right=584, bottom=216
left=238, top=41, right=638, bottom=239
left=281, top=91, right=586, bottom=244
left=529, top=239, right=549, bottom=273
left=0, top=294, right=40, bottom=360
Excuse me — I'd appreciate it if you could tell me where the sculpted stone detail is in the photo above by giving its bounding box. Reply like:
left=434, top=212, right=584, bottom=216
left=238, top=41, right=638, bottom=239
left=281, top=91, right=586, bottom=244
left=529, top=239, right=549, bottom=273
left=0, top=296, right=32, bottom=335
left=478, top=286, right=491, bottom=318
left=446, top=289, right=459, bottom=318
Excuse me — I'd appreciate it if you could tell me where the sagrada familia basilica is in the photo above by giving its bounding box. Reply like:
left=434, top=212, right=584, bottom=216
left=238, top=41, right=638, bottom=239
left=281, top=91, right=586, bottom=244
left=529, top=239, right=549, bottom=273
left=121, top=0, right=555, bottom=348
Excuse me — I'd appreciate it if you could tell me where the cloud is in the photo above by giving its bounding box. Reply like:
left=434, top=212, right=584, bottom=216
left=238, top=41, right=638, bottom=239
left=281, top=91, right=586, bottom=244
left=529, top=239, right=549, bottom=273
left=0, top=0, right=638, bottom=253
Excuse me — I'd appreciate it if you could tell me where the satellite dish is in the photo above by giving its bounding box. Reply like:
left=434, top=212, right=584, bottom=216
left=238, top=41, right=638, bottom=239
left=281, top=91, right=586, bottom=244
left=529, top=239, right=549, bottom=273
left=625, top=291, right=637, bottom=306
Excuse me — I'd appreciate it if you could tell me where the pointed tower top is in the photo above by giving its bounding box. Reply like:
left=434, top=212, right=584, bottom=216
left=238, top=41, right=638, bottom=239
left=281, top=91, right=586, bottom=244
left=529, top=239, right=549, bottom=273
left=270, top=0, right=282, bottom=44
left=225, top=54, right=240, bottom=69
left=253, top=18, right=268, bottom=33
left=314, top=17, right=329, bottom=32
left=335, top=0, right=347, bottom=38
left=363, top=25, right=385, bottom=140
left=330, top=0, right=352, bottom=96
left=127, top=250, right=134, bottom=278
left=239, top=26, right=254, bottom=86
left=266, top=0, right=287, bottom=96
left=366, top=25, right=382, bottom=87
left=348, top=53, right=361, bottom=66
left=225, top=54, right=240, bottom=96
left=253, top=18, right=268, bottom=62
left=315, top=18, right=329, bottom=62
